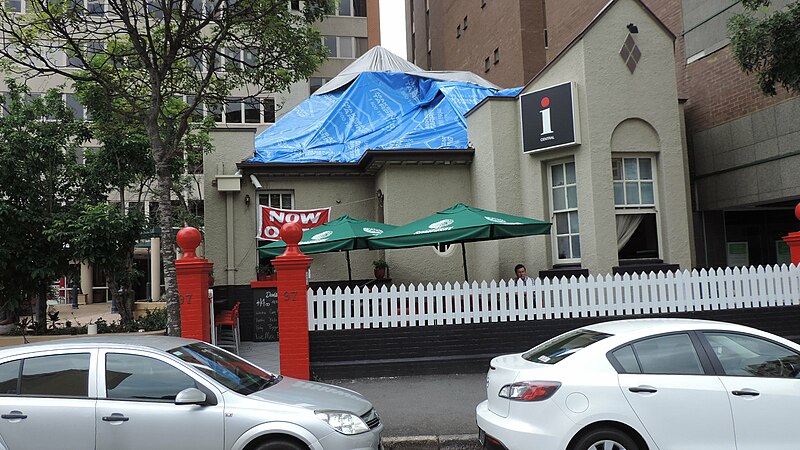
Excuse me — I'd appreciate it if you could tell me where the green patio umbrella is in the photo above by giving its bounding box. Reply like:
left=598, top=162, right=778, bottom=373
left=258, top=215, right=397, bottom=280
left=368, top=203, right=551, bottom=280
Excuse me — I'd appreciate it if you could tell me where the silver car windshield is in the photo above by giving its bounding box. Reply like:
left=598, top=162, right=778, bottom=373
left=168, top=342, right=280, bottom=395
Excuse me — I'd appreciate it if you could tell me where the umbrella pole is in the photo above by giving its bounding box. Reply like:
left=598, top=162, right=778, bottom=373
left=461, top=242, right=468, bottom=281
left=346, top=250, right=352, bottom=281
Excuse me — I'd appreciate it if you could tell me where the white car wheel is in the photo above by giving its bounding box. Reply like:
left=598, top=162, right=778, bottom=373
left=571, top=428, right=639, bottom=450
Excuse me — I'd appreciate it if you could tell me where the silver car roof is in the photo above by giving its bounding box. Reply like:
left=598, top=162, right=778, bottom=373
left=0, top=335, right=201, bottom=357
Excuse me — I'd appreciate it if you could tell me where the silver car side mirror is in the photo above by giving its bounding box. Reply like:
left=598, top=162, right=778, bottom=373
left=175, top=388, right=207, bottom=405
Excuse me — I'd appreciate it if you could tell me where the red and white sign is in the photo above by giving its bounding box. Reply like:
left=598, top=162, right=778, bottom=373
left=257, top=206, right=331, bottom=241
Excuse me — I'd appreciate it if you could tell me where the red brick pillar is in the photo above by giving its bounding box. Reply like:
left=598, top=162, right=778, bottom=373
left=176, top=227, right=213, bottom=342
left=271, top=222, right=313, bottom=380
left=783, top=204, right=800, bottom=266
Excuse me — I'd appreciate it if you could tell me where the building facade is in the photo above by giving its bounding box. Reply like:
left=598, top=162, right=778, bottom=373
left=408, top=0, right=800, bottom=270
left=405, top=0, right=548, bottom=88
left=207, top=0, right=693, bottom=286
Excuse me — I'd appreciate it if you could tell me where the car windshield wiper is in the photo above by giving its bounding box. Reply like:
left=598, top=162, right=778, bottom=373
left=256, top=375, right=282, bottom=391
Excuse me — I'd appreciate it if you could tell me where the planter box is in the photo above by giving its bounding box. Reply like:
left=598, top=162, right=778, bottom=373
left=134, top=301, right=166, bottom=319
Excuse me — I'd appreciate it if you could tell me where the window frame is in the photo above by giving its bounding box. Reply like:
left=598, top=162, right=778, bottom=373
left=698, top=330, right=800, bottom=379
left=0, top=349, right=97, bottom=399
left=612, top=154, right=662, bottom=261
left=548, top=159, right=581, bottom=264
left=607, top=331, right=715, bottom=376
left=97, top=348, right=213, bottom=403
left=258, top=190, right=294, bottom=210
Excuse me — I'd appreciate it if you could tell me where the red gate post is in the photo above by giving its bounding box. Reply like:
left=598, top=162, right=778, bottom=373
left=176, top=227, right=213, bottom=341
left=271, top=222, right=313, bottom=380
left=783, top=204, right=800, bottom=266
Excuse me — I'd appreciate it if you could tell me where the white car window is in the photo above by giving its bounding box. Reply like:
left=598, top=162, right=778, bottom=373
left=105, top=353, right=196, bottom=401
left=704, top=332, right=800, bottom=378
left=631, top=333, right=704, bottom=375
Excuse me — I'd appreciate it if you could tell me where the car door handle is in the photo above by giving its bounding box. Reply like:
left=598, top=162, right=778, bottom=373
left=732, top=389, right=760, bottom=397
left=629, top=386, right=658, bottom=394
left=1, top=412, right=27, bottom=420
left=102, top=414, right=130, bottom=422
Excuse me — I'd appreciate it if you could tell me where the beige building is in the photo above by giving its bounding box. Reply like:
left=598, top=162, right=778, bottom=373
left=205, top=0, right=694, bottom=286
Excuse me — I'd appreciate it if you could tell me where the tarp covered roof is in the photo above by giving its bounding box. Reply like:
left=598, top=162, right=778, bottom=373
left=248, top=47, right=521, bottom=164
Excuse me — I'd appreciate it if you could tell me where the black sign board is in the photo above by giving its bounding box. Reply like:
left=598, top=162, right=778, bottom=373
left=252, top=287, right=278, bottom=342
left=520, top=81, right=580, bottom=153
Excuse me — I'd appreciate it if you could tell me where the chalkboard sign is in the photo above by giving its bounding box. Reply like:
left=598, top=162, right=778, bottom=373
left=252, top=288, right=278, bottom=342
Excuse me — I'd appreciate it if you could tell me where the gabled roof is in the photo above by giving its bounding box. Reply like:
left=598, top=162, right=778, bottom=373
left=521, top=0, right=676, bottom=94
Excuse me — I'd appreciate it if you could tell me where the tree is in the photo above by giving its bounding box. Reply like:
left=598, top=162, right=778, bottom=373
left=50, top=204, right=147, bottom=325
left=728, top=0, right=800, bottom=96
left=0, top=80, right=91, bottom=327
left=0, top=0, right=333, bottom=335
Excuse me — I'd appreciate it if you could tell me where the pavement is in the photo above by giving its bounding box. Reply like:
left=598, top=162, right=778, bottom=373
left=239, top=341, right=486, bottom=450
left=51, top=302, right=121, bottom=327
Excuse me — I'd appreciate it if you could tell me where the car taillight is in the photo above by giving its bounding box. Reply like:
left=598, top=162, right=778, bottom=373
left=498, top=381, right=561, bottom=401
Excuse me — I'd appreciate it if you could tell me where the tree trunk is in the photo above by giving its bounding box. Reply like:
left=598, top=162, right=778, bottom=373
left=157, top=162, right=181, bottom=336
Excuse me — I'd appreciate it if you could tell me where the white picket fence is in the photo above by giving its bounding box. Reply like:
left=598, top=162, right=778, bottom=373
left=307, top=264, right=800, bottom=330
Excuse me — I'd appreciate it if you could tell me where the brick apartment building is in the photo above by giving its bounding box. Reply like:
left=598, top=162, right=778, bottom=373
left=407, top=0, right=800, bottom=270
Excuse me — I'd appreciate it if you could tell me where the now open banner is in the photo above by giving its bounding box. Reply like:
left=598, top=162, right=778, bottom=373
left=257, top=206, right=331, bottom=241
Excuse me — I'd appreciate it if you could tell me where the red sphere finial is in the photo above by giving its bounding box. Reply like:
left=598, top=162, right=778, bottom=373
left=280, top=221, right=303, bottom=248
left=176, top=227, right=202, bottom=259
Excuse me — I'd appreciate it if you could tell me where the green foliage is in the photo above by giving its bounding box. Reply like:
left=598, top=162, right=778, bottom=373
left=372, top=259, right=389, bottom=269
left=0, top=0, right=334, bottom=335
left=0, top=80, right=91, bottom=317
left=728, top=0, right=800, bottom=95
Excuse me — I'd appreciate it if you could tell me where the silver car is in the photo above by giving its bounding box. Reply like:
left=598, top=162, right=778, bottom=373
left=0, top=336, right=382, bottom=450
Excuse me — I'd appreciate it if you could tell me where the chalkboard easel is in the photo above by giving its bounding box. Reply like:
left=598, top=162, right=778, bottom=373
left=252, top=286, right=278, bottom=342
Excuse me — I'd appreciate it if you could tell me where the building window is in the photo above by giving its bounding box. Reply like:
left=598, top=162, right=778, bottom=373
left=262, top=98, right=275, bottom=123
left=309, top=77, right=331, bottom=95
left=65, top=93, right=85, bottom=120
left=456, top=25, right=461, bottom=38
left=544, top=28, right=549, bottom=49
left=481, top=0, right=486, bottom=8
left=550, top=160, right=580, bottom=263
left=334, top=0, right=366, bottom=16
left=484, top=57, right=490, bottom=72
left=493, top=47, right=499, bottom=64
left=613, top=156, right=659, bottom=260
left=188, top=96, right=273, bottom=124
left=290, top=0, right=300, bottom=10
left=322, top=36, right=363, bottom=58
left=259, top=191, right=294, bottom=209
left=463, top=16, right=468, bottom=30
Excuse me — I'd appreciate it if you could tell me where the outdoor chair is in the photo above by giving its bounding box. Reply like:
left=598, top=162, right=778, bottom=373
left=215, top=302, right=240, bottom=354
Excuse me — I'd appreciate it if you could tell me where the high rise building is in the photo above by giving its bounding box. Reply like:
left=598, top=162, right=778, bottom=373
left=405, top=0, right=548, bottom=88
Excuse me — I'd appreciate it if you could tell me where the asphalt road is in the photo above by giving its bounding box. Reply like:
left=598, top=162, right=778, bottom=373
left=329, top=372, right=487, bottom=438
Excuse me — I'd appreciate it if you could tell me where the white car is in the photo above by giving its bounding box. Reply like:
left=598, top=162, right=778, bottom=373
left=477, top=318, right=800, bottom=450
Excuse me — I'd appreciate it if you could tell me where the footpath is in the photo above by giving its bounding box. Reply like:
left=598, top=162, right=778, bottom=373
left=239, top=342, right=485, bottom=450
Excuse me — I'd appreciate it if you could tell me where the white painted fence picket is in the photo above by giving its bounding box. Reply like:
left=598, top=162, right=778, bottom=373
left=307, top=264, right=800, bottom=330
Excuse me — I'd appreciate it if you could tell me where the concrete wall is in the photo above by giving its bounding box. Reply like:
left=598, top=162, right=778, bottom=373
left=380, top=164, right=472, bottom=285
left=693, top=97, right=800, bottom=210
left=469, top=0, right=693, bottom=275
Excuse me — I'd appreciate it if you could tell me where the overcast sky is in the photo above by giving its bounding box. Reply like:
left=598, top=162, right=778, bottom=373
left=379, top=0, right=407, bottom=58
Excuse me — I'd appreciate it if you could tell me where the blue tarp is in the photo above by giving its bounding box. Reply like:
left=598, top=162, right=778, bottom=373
left=249, top=72, right=522, bottom=163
